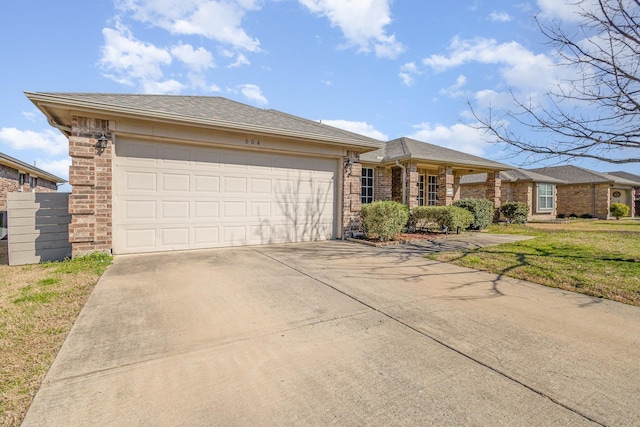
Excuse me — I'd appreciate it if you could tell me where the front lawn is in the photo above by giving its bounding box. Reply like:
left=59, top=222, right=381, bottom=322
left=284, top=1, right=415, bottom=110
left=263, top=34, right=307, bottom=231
left=427, top=223, right=640, bottom=306
left=0, top=253, right=112, bottom=427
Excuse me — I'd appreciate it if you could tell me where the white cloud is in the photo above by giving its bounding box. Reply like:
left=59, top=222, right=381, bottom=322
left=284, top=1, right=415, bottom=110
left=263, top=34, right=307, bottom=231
left=489, top=11, right=511, bottom=22
left=0, top=128, right=68, bottom=156
left=22, top=111, right=38, bottom=123
left=320, top=120, right=388, bottom=140
left=409, top=122, right=497, bottom=157
left=238, top=84, right=268, bottom=105
left=422, top=36, right=560, bottom=93
left=100, top=23, right=180, bottom=93
left=399, top=62, right=420, bottom=86
left=536, top=0, right=595, bottom=22
left=115, top=0, right=261, bottom=51
left=439, top=75, right=467, bottom=98
left=170, top=43, right=214, bottom=72
left=35, top=158, right=71, bottom=180
left=228, top=53, right=250, bottom=68
left=298, top=0, right=405, bottom=59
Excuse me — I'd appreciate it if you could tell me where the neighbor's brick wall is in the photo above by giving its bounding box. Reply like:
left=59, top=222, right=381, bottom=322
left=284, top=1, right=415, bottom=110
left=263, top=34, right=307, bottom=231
left=0, top=164, right=57, bottom=211
left=485, top=172, right=501, bottom=220
left=556, top=183, right=610, bottom=219
left=342, top=151, right=361, bottom=237
left=68, top=116, right=112, bottom=256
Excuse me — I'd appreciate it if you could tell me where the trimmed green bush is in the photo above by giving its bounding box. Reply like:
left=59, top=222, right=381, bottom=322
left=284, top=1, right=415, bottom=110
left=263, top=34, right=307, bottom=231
left=500, top=201, right=529, bottom=224
left=410, top=206, right=473, bottom=233
left=610, top=203, right=630, bottom=220
left=360, top=201, right=409, bottom=241
left=453, top=198, right=494, bottom=230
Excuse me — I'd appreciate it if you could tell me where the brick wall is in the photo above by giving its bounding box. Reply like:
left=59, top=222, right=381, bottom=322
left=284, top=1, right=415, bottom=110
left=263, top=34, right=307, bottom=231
left=0, top=164, right=58, bottom=211
left=557, top=183, right=610, bottom=219
left=342, top=152, right=361, bottom=237
left=460, top=183, right=485, bottom=199
left=391, top=166, right=402, bottom=203
left=407, top=163, right=418, bottom=209
left=68, top=116, right=112, bottom=256
left=373, top=166, right=392, bottom=201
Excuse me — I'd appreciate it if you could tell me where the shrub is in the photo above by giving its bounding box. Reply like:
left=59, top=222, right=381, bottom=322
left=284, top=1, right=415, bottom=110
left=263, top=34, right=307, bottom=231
left=557, top=213, right=566, bottom=219
left=580, top=213, right=595, bottom=219
left=500, top=202, right=529, bottom=224
left=360, top=201, right=409, bottom=241
left=453, top=198, right=494, bottom=230
left=610, top=203, right=630, bottom=220
left=410, top=206, right=473, bottom=233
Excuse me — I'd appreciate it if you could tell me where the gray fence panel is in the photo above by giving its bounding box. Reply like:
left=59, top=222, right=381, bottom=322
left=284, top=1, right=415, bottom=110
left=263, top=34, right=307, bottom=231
left=7, top=192, right=71, bottom=266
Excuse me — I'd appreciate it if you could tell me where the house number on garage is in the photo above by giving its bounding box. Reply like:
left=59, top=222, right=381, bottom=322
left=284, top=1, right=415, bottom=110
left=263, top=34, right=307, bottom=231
left=245, top=138, right=260, bottom=145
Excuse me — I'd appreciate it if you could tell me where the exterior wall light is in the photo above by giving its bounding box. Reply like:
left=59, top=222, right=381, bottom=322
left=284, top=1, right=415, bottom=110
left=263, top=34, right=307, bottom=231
left=96, top=132, right=108, bottom=149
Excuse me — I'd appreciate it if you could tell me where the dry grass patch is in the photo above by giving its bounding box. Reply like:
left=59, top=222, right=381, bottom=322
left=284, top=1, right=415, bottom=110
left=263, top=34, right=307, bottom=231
left=428, top=225, right=640, bottom=306
left=0, top=253, right=112, bottom=427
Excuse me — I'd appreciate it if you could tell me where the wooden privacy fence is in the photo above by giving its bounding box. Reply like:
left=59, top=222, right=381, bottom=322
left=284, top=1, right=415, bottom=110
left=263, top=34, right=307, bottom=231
left=7, top=192, right=71, bottom=266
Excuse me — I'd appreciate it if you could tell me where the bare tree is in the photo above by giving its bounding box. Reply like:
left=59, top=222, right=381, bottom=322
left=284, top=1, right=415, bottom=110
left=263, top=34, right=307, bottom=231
left=470, top=0, right=640, bottom=164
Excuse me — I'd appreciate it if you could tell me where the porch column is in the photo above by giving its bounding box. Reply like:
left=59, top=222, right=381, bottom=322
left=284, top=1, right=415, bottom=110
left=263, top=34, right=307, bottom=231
left=453, top=174, right=461, bottom=202
left=342, top=151, right=361, bottom=237
left=407, top=163, right=418, bottom=209
left=485, top=171, right=502, bottom=220
left=437, top=165, right=454, bottom=206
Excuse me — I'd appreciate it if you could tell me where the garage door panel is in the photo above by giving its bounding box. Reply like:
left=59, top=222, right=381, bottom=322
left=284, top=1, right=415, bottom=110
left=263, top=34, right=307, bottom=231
left=114, top=139, right=336, bottom=254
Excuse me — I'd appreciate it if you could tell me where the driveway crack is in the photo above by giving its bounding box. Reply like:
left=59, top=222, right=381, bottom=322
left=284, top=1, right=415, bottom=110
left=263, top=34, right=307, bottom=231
left=252, top=247, right=607, bottom=427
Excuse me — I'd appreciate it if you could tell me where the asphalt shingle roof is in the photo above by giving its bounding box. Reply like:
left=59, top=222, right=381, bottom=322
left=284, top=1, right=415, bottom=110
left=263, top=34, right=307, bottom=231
left=529, top=165, right=640, bottom=186
left=0, top=152, right=65, bottom=183
left=360, top=137, right=509, bottom=170
left=26, top=92, right=384, bottom=150
left=459, top=168, right=566, bottom=185
left=606, top=171, right=640, bottom=186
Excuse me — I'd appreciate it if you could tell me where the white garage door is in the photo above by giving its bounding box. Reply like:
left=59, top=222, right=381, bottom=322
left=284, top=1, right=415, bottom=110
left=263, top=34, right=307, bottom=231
left=113, top=139, right=337, bottom=254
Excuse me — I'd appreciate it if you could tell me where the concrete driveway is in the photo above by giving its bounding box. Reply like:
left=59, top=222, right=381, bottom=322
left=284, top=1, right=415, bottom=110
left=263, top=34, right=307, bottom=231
left=23, top=238, right=640, bottom=426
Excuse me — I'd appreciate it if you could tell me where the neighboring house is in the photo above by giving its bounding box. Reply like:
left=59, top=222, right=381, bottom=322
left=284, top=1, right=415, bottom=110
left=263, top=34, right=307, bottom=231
left=606, top=171, right=640, bottom=216
left=529, top=165, right=638, bottom=218
left=27, top=92, right=384, bottom=256
left=0, top=152, right=66, bottom=238
left=359, top=137, right=509, bottom=210
left=460, top=169, right=566, bottom=220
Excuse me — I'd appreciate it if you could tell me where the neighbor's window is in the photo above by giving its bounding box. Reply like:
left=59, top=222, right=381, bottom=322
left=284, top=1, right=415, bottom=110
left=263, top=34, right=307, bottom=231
left=361, top=167, right=374, bottom=204
left=417, top=174, right=425, bottom=206
left=537, top=183, right=554, bottom=211
left=428, top=175, right=438, bottom=206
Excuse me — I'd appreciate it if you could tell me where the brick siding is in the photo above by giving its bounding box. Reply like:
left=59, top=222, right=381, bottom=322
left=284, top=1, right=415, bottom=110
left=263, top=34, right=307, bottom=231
left=556, top=183, right=610, bottom=219
left=68, top=116, right=112, bottom=256
left=342, top=152, right=361, bottom=237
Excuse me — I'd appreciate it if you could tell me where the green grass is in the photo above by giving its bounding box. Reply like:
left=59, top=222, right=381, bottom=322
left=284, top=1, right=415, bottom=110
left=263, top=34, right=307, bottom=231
left=0, top=252, right=112, bottom=426
left=428, top=224, right=640, bottom=306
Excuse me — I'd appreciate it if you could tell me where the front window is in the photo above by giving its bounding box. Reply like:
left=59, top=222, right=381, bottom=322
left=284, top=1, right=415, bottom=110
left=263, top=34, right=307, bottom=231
left=537, top=183, right=554, bottom=211
left=417, top=174, right=425, bottom=206
left=361, top=167, right=374, bottom=204
left=428, top=175, right=438, bottom=206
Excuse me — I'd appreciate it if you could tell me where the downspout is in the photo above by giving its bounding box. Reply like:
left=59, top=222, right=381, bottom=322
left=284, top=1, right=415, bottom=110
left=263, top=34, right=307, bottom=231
left=395, top=160, right=406, bottom=204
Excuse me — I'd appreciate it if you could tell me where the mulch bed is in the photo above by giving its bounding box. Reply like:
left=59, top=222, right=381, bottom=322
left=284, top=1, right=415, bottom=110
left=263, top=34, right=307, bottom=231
left=348, top=230, right=458, bottom=247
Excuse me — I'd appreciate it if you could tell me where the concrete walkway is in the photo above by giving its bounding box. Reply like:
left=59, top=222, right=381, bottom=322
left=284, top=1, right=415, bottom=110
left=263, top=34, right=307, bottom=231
left=22, top=236, right=640, bottom=426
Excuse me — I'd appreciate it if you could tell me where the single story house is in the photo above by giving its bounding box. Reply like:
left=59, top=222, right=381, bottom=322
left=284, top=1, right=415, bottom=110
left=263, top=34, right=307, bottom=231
left=359, top=137, right=509, bottom=210
left=529, top=165, right=638, bottom=218
left=459, top=168, right=566, bottom=220
left=27, top=92, right=387, bottom=256
left=606, top=171, right=640, bottom=215
left=0, top=151, right=66, bottom=238
left=27, top=93, right=512, bottom=257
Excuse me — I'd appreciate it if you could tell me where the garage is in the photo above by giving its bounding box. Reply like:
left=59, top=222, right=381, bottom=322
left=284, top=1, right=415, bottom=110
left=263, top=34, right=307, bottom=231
left=114, top=138, right=338, bottom=254
left=27, top=92, right=383, bottom=257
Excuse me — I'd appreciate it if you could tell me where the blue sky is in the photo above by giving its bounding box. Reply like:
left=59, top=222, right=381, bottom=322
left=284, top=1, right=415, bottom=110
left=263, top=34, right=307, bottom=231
left=1, top=0, right=637, bottom=186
